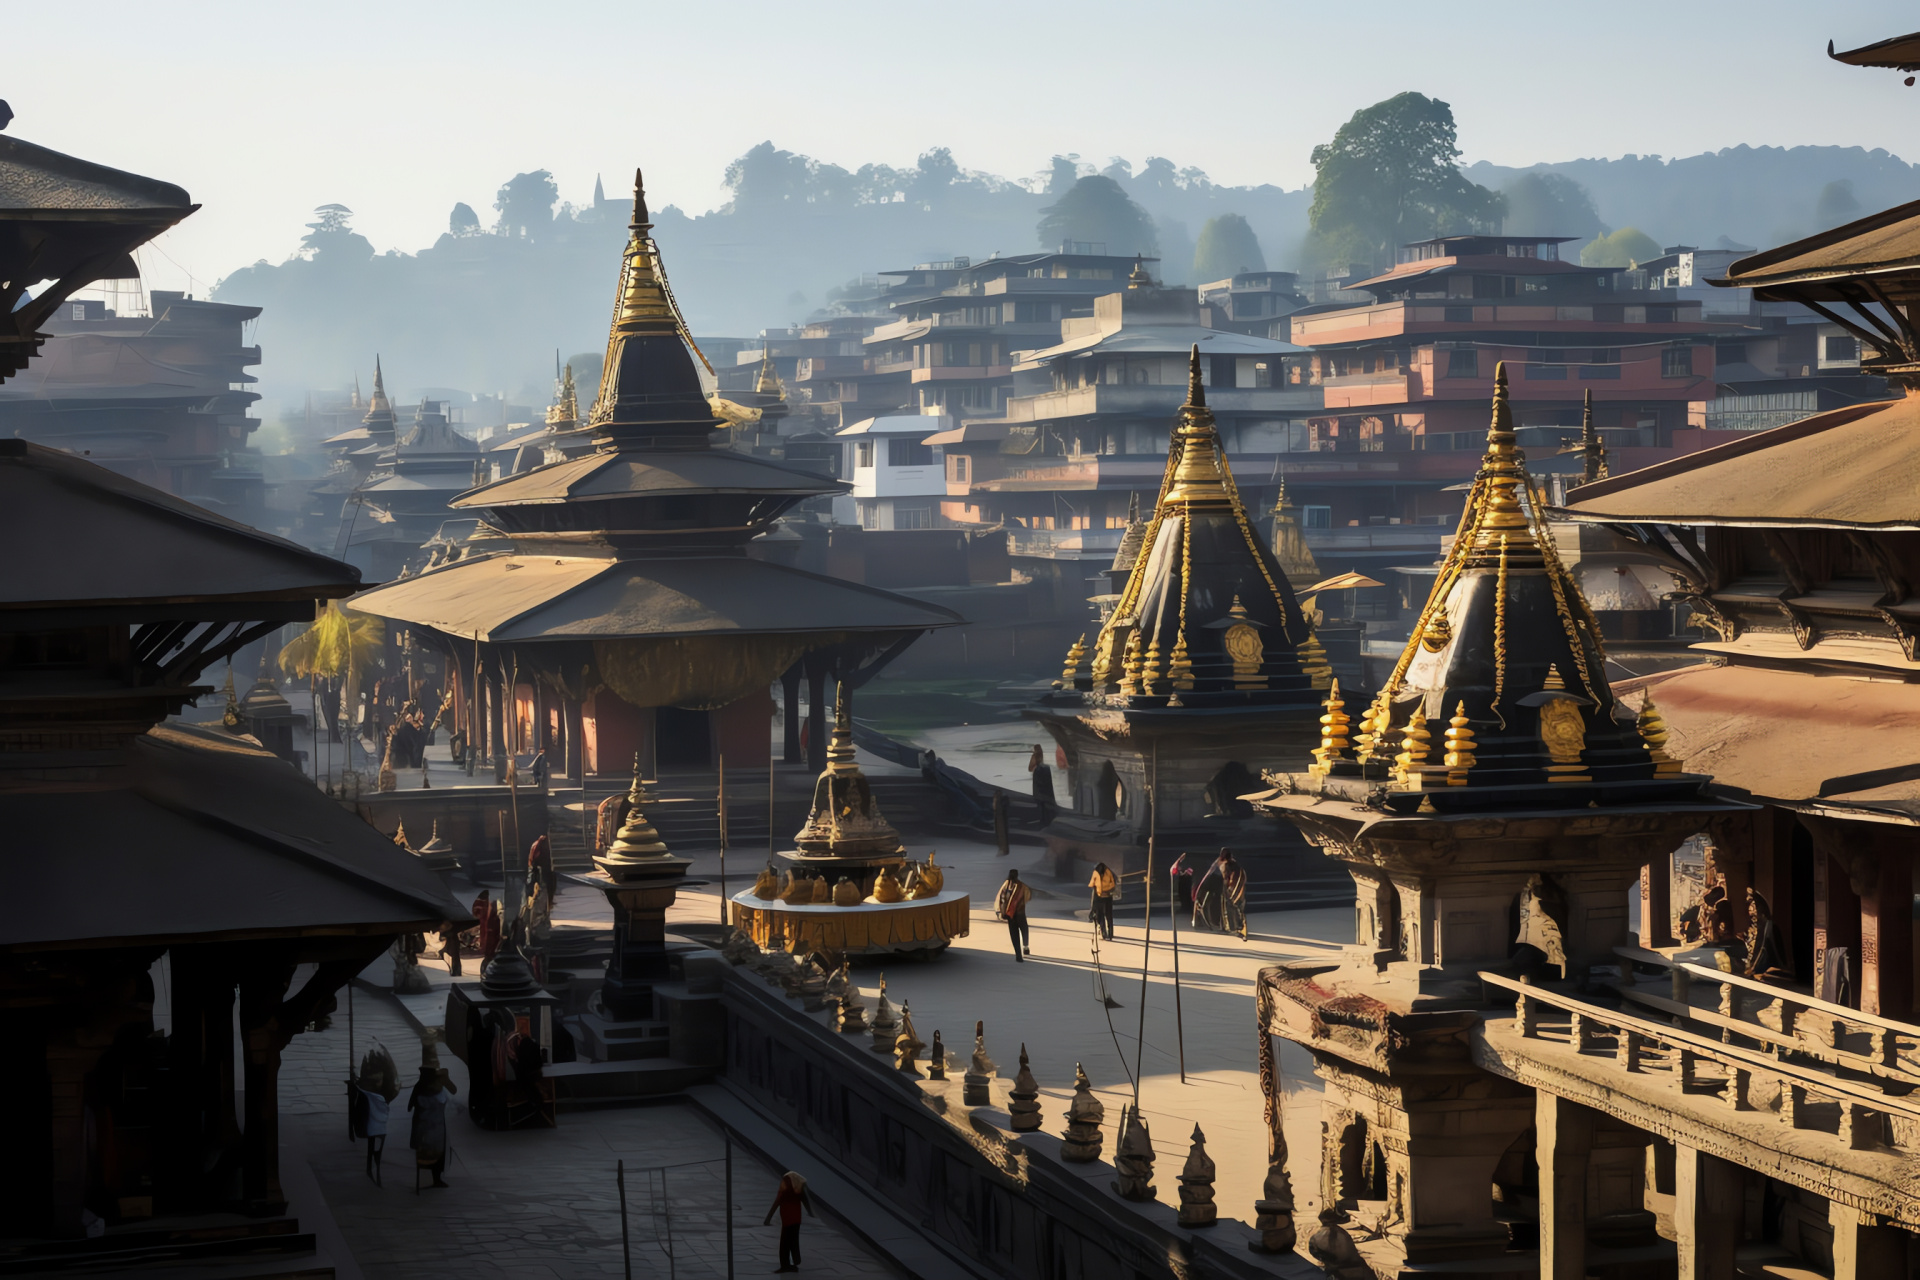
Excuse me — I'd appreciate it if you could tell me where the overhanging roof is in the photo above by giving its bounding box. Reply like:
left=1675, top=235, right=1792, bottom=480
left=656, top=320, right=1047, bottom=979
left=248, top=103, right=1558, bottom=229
left=1016, top=325, right=1299, bottom=369
left=1718, top=197, right=1920, bottom=301
left=0, top=438, right=361, bottom=616
left=453, top=449, right=844, bottom=506
left=1556, top=393, right=1912, bottom=528
left=352, top=552, right=961, bottom=642
left=838, top=414, right=953, bottom=437
left=1619, top=662, right=1920, bottom=821
left=0, top=721, right=466, bottom=950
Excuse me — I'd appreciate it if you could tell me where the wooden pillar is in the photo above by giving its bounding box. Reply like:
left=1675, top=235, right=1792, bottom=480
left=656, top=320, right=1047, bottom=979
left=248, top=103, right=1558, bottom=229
left=1640, top=851, right=1674, bottom=948
left=1828, top=1202, right=1908, bottom=1280
left=1674, top=1144, right=1742, bottom=1280
left=781, top=663, right=803, bottom=764
left=1751, top=807, right=1797, bottom=974
left=564, top=696, right=585, bottom=782
left=488, top=674, right=506, bottom=776
left=805, top=667, right=827, bottom=774
left=1535, top=1093, right=1593, bottom=1280
left=1816, top=840, right=1863, bottom=1006
left=1859, top=840, right=1913, bottom=1023
left=237, top=961, right=295, bottom=1217
left=46, top=1033, right=102, bottom=1234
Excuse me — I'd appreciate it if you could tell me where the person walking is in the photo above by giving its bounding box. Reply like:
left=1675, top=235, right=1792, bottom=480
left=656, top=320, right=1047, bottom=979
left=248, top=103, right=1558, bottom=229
left=995, top=868, right=1032, bottom=960
left=406, top=1042, right=457, bottom=1189
left=763, top=1170, right=814, bottom=1272
left=1087, top=861, right=1117, bottom=941
left=1027, top=744, right=1057, bottom=826
left=1193, top=848, right=1249, bottom=940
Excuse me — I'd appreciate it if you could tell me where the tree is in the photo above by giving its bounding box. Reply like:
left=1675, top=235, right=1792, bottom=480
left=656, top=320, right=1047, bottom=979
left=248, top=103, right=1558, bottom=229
left=1045, top=154, right=1083, bottom=194
left=1501, top=172, right=1605, bottom=241
left=1579, top=227, right=1662, bottom=268
left=494, top=170, right=558, bottom=238
left=298, top=204, right=373, bottom=262
left=1815, top=179, right=1862, bottom=229
left=448, top=202, right=480, bottom=236
left=906, top=147, right=960, bottom=205
left=1192, top=214, right=1266, bottom=282
left=1307, top=92, right=1505, bottom=269
left=1036, top=176, right=1158, bottom=255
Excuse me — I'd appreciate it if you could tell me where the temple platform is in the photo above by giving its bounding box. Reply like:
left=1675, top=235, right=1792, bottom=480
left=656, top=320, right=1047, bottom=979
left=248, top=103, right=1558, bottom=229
left=730, top=888, right=971, bottom=957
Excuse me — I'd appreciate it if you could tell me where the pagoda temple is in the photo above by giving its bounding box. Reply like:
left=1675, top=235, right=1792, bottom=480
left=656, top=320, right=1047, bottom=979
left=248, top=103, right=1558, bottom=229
left=1245, top=366, right=1751, bottom=1275
left=353, top=172, right=957, bottom=782
left=1026, top=347, right=1329, bottom=879
left=0, top=125, right=464, bottom=1250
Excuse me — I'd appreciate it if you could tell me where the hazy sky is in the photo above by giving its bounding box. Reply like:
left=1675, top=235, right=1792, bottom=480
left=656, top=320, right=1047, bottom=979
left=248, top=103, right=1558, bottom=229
left=10, top=0, right=1918, bottom=297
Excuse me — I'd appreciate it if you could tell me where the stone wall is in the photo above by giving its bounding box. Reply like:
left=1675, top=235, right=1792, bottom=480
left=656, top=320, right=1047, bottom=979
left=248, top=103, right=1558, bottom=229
left=720, top=968, right=1311, bottom=1280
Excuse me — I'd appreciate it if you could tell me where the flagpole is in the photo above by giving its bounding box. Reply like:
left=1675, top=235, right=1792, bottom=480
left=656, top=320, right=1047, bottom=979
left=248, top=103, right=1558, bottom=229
left=1170, top=849, right=1186, bottom=1084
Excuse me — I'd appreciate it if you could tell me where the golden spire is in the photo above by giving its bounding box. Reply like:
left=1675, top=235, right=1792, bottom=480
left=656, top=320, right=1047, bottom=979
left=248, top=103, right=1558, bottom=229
left=1352, top=689, right=1389, bottom=764
left=607, top=751, right=671, bottom=858
left=1393, top=705, right=1432, bottom=790
left=1163, top=347, right=1233, bottom=507
left=1638, top=693, right=1682, bottom=777
left=1443, top=701, right=1477, bottom=785
left=1578, top=388, right=1607, bottom=484
left=363, top=355, right=395, bottom=432
left=1467, top=363, right=1535, bottom=557
left=1168, top=633, right=1193, bottom=691
left=608, top=170, right=677, bottom=341
left=1127, top=255, right=1154, bottom=290
left=1309, top=679, right=1350, bottom=777
left=1118, top=631, right=1143, bottom=697
left=1141, top=637, right=1165, bottom=696
left=221, top=665, right=240, bottom=728
left=825, top=681, right=859, bottom=776
left=1058, top=634, right=1087, bottom=688
left=1298, top=629, right=1333, bottom=690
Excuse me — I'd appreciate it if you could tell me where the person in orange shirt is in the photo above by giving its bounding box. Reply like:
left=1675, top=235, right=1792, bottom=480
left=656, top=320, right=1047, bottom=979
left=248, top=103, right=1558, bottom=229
left=1087, top=862, right=1117, bottom=941
left=763, top=1171, right=814, bottom=1272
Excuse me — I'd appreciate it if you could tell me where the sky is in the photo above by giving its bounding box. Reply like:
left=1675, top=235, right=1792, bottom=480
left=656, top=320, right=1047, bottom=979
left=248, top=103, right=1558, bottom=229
left=9, top=0, right=1919, bottom=297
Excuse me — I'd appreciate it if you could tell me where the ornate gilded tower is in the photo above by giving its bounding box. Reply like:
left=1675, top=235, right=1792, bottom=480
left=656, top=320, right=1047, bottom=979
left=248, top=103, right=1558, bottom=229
left=1246, top=365, right=1745, bottom=1275
left=1027, top=347, right=1334, bottom=881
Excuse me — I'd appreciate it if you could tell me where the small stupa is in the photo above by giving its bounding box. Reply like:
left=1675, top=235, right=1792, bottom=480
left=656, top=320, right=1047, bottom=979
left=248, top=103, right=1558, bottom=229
left=780, top=681, right=907, bottom=893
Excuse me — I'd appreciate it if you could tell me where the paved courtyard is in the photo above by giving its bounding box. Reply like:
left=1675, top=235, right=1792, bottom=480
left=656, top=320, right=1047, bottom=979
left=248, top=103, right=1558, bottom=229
left=280, top=995, right=904, bottom=1279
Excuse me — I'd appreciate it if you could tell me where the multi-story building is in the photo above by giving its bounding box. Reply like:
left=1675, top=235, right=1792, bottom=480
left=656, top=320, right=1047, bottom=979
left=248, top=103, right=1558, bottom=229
left=935, top=266, right=1318, bottom=558
left=831, top=413, right=949, bottom=530
left=0, top=290, right=266, bottom=520
left=1196, top=269, right=1309, bottom=337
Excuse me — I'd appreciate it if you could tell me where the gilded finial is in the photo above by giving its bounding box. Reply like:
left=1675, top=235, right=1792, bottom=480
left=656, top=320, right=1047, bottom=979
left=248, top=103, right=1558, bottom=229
left=1443, top=701, right=1477, bottom=785
left=1140, top=637, right=1165, bottom=696
left=1119, top=631, right=1144, bottom=697
left=1168, top=633, right=1193, bottom=692
left=1058, top=634, right=1087, bottom=688
left=1353, top=688, right=1390, bottom=765
left=1637, top=693, right=1682, bottom=777
left=1309, top=679, right=1350, bottom=777
left=1578, top=388, right=1607, bottom=485
left=826, top=682, right=858, bottom=775
left=221, top=664, right=241, bottom=728
left=630, top=168, right=650, bottom=229
left=1471, top=363, right=1534, bottom=548
left=607, top=751, right=671, bottom=858
left=1185, top=344, right=1206, bottom=409
left=1299, top=629, right=1333, bottom=690
left=1393, top=704, right=1432, bottom=790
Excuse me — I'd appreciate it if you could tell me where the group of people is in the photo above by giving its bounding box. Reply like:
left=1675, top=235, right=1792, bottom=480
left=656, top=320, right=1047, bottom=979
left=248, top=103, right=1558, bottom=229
left=990, top=847, right=1250, bottom=961
left=350, top=1041, right=456, bottom=1188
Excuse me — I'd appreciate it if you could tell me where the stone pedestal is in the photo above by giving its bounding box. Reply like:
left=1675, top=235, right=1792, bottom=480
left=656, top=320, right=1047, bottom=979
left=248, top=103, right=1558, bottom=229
left=589, top=764, right=696, bottom=1022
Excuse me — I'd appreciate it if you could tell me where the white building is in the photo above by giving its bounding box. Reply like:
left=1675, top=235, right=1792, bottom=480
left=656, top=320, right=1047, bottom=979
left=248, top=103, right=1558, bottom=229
left=832, top=413, right=952, bottom=529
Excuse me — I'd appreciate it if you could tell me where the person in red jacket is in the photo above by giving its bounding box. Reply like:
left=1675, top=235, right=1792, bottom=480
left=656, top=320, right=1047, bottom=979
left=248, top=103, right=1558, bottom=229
left=763, top=1170, right=814, bottom=1272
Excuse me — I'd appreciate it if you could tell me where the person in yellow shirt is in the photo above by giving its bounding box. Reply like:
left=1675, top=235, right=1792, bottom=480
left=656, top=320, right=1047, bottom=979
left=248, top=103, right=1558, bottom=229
left=1087, top=862, right=1117, bottom=940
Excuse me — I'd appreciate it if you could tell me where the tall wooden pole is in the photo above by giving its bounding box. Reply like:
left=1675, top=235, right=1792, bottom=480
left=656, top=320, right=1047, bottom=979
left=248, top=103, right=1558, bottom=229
left=1170, top=852, right=1186, bottom=1083
left=1132, top=743, right=1156, bottom=1109
left=717, top=753, right=729, bottom=925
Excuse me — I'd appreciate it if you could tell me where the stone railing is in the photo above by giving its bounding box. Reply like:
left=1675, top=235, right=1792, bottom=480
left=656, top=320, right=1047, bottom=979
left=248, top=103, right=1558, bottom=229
left=1476, top=971, right=1920, bottom=1229
left=1611, top=945, right=1920, bottom=1088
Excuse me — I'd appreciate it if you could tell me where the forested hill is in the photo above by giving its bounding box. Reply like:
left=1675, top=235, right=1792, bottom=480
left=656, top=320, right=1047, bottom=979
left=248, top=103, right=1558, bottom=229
left=1466, top=144, right=1920, bottom=252
left=211, top=141, right=1919, bottom=404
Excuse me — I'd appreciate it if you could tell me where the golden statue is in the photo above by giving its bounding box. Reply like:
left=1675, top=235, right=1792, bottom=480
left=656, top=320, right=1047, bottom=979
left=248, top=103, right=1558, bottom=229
left=810, top=875, right=831, bottom=904
left=832, top=876, right=862, bottom=907
left=750, top=866, right=779, bottom=900
left=870, top=866, right=906, bottom=903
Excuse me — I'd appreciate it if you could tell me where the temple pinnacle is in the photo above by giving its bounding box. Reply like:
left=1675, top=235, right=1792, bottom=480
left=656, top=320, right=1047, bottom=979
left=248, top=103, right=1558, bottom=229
left=631, top=168, right=650, bottom=229
left=1185, top=344, right=1206, bottom=409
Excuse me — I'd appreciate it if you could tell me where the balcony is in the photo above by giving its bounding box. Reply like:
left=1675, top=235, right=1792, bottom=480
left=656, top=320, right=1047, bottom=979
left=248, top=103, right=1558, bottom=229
left=910, top=365, right=1012, bottom=383
left=1292, top=300, right=1714, bottom=347
left=1000, top=382, right=1320, bottom=422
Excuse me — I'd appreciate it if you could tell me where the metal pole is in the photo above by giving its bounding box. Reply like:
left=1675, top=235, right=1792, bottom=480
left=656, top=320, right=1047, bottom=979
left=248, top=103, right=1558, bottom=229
left=725, top=1132, right=735, bottom=1280
left=662, top=1165, right=675, bottom=1280
left=617, top=1159, right=630, bottom=1280
left=718, top=753, right=728, bottom=925
left=1132, top=743, right=1156, bottom=1109
left=1170, top=854, right=1186, bottom=1084
left=346, top=981, right=355, bottom=1141
left=767, top=752, right=775, bottom=866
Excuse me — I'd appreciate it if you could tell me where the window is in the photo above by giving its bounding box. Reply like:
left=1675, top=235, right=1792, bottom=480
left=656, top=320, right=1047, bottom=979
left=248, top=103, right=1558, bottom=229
left=1445, top=349, right=1478, bottom=378
left=1648, top=305, right=1677, bottom=324
left=1662, top=346, right=1693, bottom=379
left=947, top=454, right=970, bottom=483
left=1444, top=305, right=1473, bottom=322
left=1525, top=349, right=1567, bottom=379
left=894, top=506, right=932, bottom=530
left=1301, top=505, right=1332, bottom=529
left=70, top=303, right=86, bottom=320
left=855, top=440, right=875, bottom=469
left=1826, top=335, right=1859, bottom=363
left=857, top=501, right=879, bottom=528
left=1579, top=349, right=1621, bottom=379
left=888, top=438, right=934, bottom=467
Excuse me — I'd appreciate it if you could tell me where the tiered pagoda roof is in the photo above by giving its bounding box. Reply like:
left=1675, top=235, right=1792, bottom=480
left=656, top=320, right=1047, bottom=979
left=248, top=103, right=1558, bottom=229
left=1052, top=347, right=1319, bottom=708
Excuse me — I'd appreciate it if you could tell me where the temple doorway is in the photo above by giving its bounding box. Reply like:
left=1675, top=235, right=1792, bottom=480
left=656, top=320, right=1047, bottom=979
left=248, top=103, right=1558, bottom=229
left=655, top=705, right=713, bottom=768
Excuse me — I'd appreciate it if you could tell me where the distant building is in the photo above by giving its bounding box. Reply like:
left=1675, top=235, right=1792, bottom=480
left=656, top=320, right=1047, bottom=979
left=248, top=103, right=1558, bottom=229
left=1196, top=269, right=1309, bottom=336
left=833, top=413, right=948, bottom=530
left=0, top=291, right=266, bottom=520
